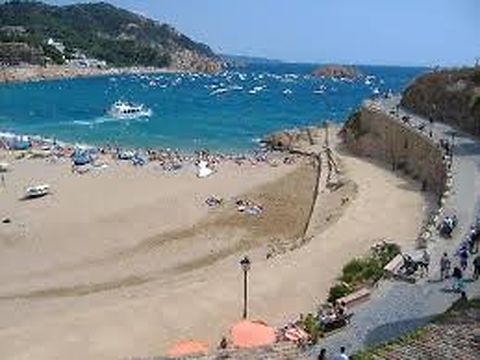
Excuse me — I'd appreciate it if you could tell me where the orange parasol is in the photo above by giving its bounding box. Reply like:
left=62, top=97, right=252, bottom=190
left=167, top=339, right=209, bottom=357
left=230, top=320, right=276, bottom=348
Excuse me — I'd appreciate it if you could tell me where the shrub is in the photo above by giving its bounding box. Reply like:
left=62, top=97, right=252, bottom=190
left=341, top=258, right=366, bottom=284
left=373, top=242, right=401, bottom=266
left=327, top=282, right=352, bottom=303
left=361, top=258, right=384, bottom=283
left=473, top=70, right=480, bottom=85
left=303, top=313, right=322, bottom=343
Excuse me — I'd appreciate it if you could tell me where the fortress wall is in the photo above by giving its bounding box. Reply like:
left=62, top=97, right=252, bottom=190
left=342, top=101, right=447, bottom=196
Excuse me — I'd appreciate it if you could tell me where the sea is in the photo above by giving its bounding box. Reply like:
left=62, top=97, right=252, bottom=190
left=0, top=63, right=427, bottom=152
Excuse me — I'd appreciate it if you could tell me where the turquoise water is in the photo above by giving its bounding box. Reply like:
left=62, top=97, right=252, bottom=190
left=0, top=63, right=426, bottom=151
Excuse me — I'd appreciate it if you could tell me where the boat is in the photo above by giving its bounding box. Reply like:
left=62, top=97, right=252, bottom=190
left=25, top=184, right=50, bottom=199
left=0, top=162, right=9, bottom=172
left=108, top=101, right=152, bottom=119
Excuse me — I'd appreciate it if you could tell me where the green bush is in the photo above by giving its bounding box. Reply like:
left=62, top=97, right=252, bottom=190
left=361, top=258, right=384, bottom=282
left=473, top=70, right=480, bottom=85
left=339, top=243, right=400, bottom=288
left=341, top=258, right=366, bottom=284
left=302, top=313, right=322, bottom=343
left=374, top=242, right=401, bottom=266
left=327, top=282, right=352, bottom=303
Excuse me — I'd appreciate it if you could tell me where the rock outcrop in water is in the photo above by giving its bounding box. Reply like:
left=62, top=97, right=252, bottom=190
left=262, top=126, right=326, bottom=151
left=312, top=65, right=360, bottom=79
left=401, top=67, right=480, bottom=135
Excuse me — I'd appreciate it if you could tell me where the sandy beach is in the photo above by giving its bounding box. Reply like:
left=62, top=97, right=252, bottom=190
left=0, top=131, right=431, bottom=360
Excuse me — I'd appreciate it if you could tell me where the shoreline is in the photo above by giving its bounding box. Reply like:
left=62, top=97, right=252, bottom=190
left=0, top=64, right=188, bottom=85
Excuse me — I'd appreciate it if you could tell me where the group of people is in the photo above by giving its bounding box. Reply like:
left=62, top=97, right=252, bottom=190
left=439, top=246, right=480, bottom=292
left=318, top=301, right=349, bottom=331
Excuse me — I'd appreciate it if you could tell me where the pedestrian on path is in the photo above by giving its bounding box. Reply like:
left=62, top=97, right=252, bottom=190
left=332, top=346, right=349, bottom=360
left=318, top=348, right=327, bottom=360
left=459, top=247, right=469, bottom=271
left=452, top=266, right=464, bottom=293
left=419, top=249, right=430, bottom=277
left=440, top=252, right=451, bottom=280
left=473, top=255, right=480, bottom=280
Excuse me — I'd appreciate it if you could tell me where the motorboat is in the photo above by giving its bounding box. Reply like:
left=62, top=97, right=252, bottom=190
left=25, top=184, right=50, bottom=199
left=108, top=101, right=152, bottom=119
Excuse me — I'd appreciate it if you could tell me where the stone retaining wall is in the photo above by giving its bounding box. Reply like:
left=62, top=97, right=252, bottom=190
left=342, top=101, right=447, bottom=196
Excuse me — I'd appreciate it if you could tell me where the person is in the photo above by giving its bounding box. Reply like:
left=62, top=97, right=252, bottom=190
left=318, top=348, right=327, bottom=360
left=420, top=249, right=430, bottom=277
left=334, top=300, right=346, bottom=318
left=332, top=346, right=349, bottom=360
left=440, top=252, right=451, bottom=280
left=473, top=255, right=480, bottom=280
left=459, top=248, right=469, bottom=271
left=452, top=266, right=464, bottom=293
left=218, top=337, right=227, bottom=350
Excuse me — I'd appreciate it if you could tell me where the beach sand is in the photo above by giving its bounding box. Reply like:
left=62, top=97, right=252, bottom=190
left=0, top=140, right=430, bottom=359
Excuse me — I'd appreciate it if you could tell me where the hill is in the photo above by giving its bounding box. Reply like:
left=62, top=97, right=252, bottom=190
left=0, top=1, right=222, bottom=72
left=401, top=67, right=480, bottom=135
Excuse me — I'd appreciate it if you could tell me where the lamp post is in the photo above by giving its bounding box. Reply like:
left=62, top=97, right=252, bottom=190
left=240, top=256, right=251, bottom=319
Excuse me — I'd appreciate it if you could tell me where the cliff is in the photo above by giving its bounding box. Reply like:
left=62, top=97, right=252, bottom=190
left=401, top=67, right=480, bottom=135
left=0, top=1, right=222, bottom=73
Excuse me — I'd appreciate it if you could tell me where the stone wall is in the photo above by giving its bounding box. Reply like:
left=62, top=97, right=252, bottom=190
left=342, top=101, right=447, bottom=196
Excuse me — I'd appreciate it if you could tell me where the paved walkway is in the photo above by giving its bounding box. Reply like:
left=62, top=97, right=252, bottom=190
left=309, top=97, right=480, bottom=358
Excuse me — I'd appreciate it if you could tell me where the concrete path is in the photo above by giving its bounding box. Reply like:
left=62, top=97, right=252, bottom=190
left=309, top=97, right=480, bottom=358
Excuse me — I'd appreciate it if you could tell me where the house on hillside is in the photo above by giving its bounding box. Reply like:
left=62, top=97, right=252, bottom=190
left=46, top=38, right=66, bottom=54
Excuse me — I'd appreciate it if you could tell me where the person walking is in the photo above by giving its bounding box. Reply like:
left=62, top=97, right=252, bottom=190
left=452, top=266, right=464, bottom=293
left=420, top=249, right=430, bottom=277
left=473, top=255, right=480, bottom=280
left=332, top=346, right=349, bottom=360
left=318, top=348, right=327, bottom=360
left=459, top=248, right=469, bottom=271
left=440, top=252, right=451, bottom=280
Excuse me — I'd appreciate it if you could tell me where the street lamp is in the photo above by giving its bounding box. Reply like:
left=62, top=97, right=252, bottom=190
left=240, top=256, right=251, bottom=319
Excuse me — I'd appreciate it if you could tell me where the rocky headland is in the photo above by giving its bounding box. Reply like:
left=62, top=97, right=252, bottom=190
left=401, top=67, right=480, bottom=136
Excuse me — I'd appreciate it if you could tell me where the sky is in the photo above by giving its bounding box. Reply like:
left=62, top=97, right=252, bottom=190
left=49, top=0, right=480, bottom=67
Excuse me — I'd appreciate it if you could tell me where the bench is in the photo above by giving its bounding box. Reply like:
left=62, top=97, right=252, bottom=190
left=383, top=254, right=403, bottom=275
left=338, top=287, right=371, bottom=307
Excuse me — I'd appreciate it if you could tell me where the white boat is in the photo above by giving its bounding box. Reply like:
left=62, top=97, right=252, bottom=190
left=0, top=162, right=9, bottom=172
left=108, top=101, right=152, bottom=119
left=25, top=184, right=50, bottom=199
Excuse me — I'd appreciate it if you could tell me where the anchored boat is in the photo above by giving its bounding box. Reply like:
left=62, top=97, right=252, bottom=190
left=108, top=101, right=152, bottom=119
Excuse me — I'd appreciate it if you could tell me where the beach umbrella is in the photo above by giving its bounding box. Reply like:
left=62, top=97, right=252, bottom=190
left=230, top=320, right=276, bottom=348
left=167, top=339, right=209, bottom=357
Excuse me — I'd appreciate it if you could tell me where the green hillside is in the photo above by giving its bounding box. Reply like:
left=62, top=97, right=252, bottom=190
left=0, top=1, right=219, bottom=69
